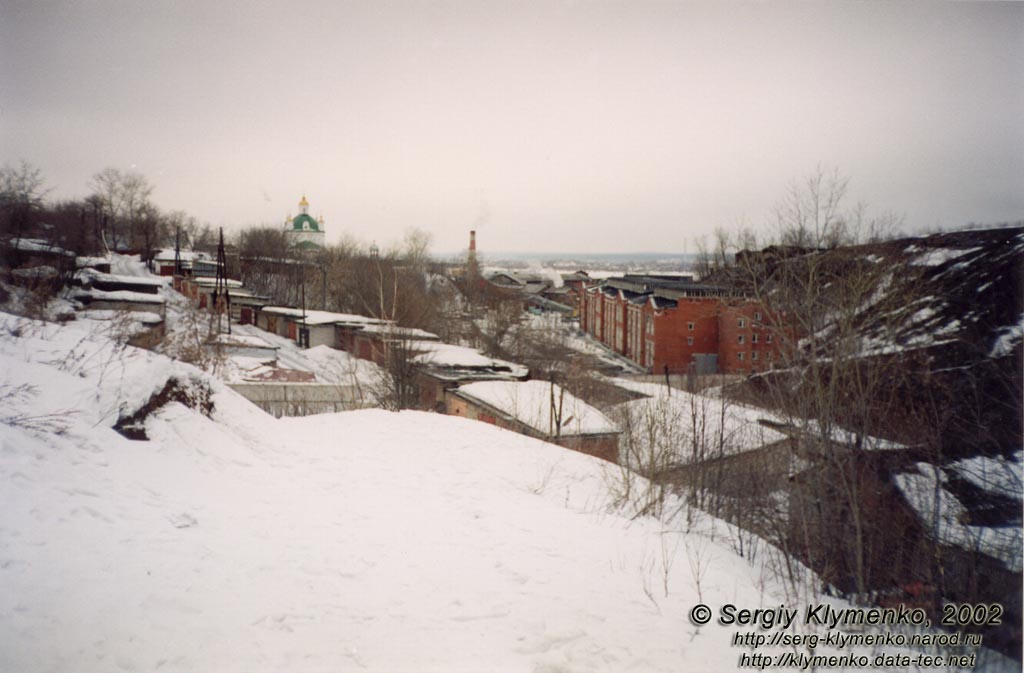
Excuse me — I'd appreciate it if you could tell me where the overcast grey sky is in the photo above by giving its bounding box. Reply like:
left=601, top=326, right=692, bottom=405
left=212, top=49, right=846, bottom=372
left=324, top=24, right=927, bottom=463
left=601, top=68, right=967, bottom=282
left=2, top=0, right=1022, bottom=254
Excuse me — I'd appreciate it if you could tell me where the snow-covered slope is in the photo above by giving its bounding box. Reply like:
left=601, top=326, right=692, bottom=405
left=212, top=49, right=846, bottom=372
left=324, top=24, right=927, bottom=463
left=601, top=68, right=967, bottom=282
left=0, top=312, right=1008, bottom=672
left=810, top=227, right=1024, bottom=360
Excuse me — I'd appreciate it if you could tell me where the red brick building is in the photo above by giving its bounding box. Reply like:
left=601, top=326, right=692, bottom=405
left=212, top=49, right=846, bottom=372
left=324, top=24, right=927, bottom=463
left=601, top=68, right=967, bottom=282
left=717, top=301, right=781, bottom=374
left=581, top=275, right=783, bottom=375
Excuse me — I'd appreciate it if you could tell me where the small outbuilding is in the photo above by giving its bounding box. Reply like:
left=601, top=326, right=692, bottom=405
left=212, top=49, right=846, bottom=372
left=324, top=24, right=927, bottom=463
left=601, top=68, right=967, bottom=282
left=448, top=379, right=620, bottom=463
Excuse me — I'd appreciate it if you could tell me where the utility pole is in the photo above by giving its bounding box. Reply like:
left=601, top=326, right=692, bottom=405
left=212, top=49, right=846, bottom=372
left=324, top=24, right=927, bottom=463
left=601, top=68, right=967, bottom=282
left=212, top=227, right=231, bottom=335
left=300, top=276, right=308, bottom=348
left=174, top=226, right=182, bottom=276
left=549, top=372, right=565, bottom=439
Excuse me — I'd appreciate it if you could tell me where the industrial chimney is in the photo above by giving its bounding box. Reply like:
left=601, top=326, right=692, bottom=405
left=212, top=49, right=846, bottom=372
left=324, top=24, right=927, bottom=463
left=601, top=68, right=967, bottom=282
left=467, top=229, right=479, bottom=280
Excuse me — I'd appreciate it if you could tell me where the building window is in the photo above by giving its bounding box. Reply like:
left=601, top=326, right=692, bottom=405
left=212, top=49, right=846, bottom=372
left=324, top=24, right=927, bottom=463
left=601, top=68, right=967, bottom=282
left=687, top=322, right=695, bottom=331
left=738, top=335, right=745, bottom=344
left=766, top=334, right=773, bottom=343
left=754, top=311, right=762, bottom=321
left=738, top=352, right=745, bottom=361
left=738, top=318, right=746, bottom=328
left=766, top=351, right=772, bottom=360
left=752, top=351, right=759, bottom=360
left=752, top=333, right=759, bottom=343
left=687, top=336, right=694, bottom=346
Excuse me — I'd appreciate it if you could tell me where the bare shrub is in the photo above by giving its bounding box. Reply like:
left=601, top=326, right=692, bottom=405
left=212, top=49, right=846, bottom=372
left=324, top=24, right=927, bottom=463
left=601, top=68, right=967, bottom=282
left=0, top=383, right=76, bottom=435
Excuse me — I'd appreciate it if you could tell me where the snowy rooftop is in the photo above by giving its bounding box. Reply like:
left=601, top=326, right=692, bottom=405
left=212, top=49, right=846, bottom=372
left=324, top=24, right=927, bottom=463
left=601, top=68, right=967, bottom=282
left=76, top=309, right=164, bottom=325
left=199, top=321, right=382, bottom=388
left=352, top=323, right=439, bottom=341
left=456, top=379, right=618, bottom=437
left=223, top=289, right=266, bottom=300
left=189, top=277, right=245, bottom=289
left=72, top=288, right=167, bottom=305
left=5, top=237, right=74, bottom=256
left=79, top=268, right=168, bottom=288
left=240, top=367, right=317, bottom=382
left=260, top=306, right=387, bottom=327
left=411, top=342, right=529, bottom=377
left=612, top=379, right=789, bottom=462
left=209, top=333, right=276, bottom=349
left=153, top=249, right=211, bottom=262
left=75, top=256, right=111, bottom=268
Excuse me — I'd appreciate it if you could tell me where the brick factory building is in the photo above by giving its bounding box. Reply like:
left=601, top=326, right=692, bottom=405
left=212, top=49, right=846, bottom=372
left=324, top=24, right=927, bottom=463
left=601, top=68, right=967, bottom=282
left=580, top=274, right=782, bottom=375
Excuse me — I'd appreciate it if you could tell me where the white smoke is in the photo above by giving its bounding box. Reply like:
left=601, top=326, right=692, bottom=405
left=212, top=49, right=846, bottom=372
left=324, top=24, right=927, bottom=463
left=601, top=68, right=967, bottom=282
left=525, top=260, right=564, bottom=287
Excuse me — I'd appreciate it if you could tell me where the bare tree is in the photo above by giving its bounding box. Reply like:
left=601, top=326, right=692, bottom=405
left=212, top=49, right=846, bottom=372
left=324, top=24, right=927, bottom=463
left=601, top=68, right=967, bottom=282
left=728, top=168, right=917, bottom=598
left=357, top=252, right=438, bottom=411
left=402, top=226, right=433, bottom=273
left=477, top=298, right=524, bottom=359
left=137, top=202, right=166, bottom=269
left=89, top=167, right=154, bottom=251
left=163, top=210, right=196, bottom=250
left=371, top=330, right=427, bottom=411
left=43, top=198, right=102, bottom=260
left=190, top=222, right=217, bottom=253
left=89, top=168, right=125, bottom=251
left=237, top=226, right=303, bottom=306
left=693, top=235, right=714, bottom=280
left=121, top=171, right=154, bottom=251
left=774, top=166, right=851, bottom=249
left=607, top=393, right=687, bottom=520
left=343, top=251, right=445, bottom=332
left=0, top=161, right=48, bottom=243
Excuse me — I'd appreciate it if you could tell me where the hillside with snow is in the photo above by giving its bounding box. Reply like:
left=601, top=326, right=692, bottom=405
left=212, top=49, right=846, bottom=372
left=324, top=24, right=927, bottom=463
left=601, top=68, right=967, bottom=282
left=3, top=311, right=1016, bottom=672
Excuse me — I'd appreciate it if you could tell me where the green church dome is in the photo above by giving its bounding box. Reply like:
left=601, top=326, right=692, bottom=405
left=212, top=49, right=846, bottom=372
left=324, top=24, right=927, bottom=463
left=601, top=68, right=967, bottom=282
left=291, top=213, right=320, bottom=232
left=285, top=195, right=325, bottom=250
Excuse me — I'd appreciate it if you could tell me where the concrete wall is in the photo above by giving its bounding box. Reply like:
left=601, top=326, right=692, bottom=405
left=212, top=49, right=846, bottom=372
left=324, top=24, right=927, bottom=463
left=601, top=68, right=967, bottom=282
left=554, top=433, right=619, bottom=464
left=228, top=382, right=371, bottom=418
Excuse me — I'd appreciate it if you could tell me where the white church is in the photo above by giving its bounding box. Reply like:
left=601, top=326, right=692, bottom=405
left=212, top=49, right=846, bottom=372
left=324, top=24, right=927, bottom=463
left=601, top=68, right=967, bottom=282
left=284, top=195, right=326, bottom=250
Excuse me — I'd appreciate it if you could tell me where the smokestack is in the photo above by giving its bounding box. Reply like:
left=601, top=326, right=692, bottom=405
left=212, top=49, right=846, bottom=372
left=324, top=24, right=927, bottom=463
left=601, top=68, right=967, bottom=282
left=467, top=229, right=479, bottom=281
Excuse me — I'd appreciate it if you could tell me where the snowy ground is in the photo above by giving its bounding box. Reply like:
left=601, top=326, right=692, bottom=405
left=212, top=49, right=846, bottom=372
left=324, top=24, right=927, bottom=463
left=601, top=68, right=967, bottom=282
left=2, top=311, right=1014, bottom=672
left=894, top=459, right=1023, bottom=573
